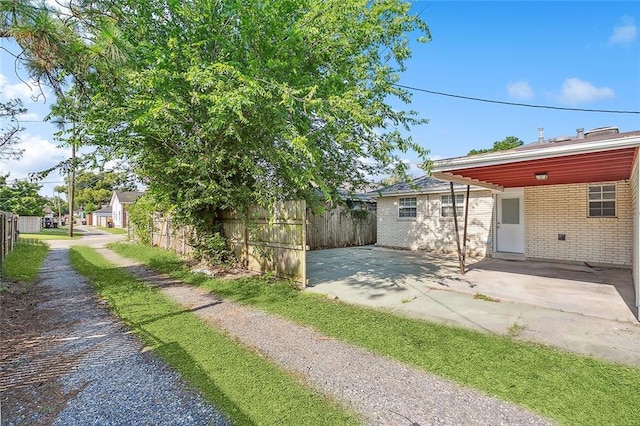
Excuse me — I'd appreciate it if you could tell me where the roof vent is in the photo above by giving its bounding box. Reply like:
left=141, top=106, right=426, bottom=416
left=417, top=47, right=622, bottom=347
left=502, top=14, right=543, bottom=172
left=576, top=128, right=585, bottom=139
left=584, top=126, right=619, bottom=138
left=549, top=136, right=571, bottom=143
left=538, top=127, right=544, bottom=143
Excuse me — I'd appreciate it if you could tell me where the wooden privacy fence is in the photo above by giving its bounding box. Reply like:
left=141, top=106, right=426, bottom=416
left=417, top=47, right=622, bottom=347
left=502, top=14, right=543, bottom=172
left=0, top=211, right=18, bottom=263
left=220, top=201, right=306, bottom=285
left=135, top=201, right=307, bottom=284
left=134, top=200, right=376, bottom=286
left=307, top=206, right=376, bottom=250
left=149, top=215, right=195, bottom=257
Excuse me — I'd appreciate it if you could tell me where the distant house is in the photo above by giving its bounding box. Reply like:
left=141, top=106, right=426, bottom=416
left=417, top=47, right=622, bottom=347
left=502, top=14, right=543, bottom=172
left=110, top=191, right=144, bottom=228
left=431, top=126, right=640, bottom=316
left=91, top=205, right=113, bottom=228
left=370, top=176, right=493, bottom=257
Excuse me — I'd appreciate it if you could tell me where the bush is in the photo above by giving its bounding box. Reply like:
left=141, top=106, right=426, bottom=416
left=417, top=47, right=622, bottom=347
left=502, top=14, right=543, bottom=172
left=190, top=229, right=235, bottom=266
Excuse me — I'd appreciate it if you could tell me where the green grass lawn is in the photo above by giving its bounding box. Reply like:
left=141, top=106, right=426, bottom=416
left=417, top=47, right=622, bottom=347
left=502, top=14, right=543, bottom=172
left=109, top=242, right=640, bottom=426
left=19, top=227, right=84, bottom=240
left=69, top=246, right=359, bottom=426
left=96, top=226, right=127, bottom=235
left=1, top=241, right=49, bottom=283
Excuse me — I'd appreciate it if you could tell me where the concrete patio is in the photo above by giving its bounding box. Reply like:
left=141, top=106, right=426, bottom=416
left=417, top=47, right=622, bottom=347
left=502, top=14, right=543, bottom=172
left=305, top=246, right=640, bottom=365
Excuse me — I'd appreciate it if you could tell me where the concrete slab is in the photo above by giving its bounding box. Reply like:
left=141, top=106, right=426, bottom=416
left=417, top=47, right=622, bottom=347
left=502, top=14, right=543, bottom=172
left=306, top=246, right=640, bottom=366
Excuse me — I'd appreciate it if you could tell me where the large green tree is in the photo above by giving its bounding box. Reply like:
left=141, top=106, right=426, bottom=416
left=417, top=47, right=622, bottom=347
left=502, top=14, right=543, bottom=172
left=468, top=136, right=524, bottom=155
left=0, top=174, right=47, bottom=216
left=79, top=0, right=430, bottom=215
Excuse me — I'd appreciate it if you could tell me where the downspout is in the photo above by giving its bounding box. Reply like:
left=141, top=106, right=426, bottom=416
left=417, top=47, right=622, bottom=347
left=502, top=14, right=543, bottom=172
left=450, top=182, right=465, bottom=274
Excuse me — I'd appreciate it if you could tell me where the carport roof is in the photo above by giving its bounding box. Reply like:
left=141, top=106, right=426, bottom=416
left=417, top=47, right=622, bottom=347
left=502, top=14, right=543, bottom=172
left=432, top=130, right=640, bottom=191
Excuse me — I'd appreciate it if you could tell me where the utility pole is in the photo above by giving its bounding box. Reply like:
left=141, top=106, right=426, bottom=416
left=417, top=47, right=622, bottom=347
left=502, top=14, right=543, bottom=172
left=57, top=190, right=61, bottom=226
left=67, top=127, right=76, bottom=237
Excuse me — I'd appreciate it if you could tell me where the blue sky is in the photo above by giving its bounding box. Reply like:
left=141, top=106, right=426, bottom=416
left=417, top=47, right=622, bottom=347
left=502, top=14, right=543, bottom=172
left=398, top=0, right=640, bottom=173
left=1, top=1, right=639, bottom=196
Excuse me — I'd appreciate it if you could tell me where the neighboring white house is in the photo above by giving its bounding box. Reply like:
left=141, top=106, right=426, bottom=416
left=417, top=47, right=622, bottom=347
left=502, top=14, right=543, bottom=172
left=110, top=191, right=144, bottom=228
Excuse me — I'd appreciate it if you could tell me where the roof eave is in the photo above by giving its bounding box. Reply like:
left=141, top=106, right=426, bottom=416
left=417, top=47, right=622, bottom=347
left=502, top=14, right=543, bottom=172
left=432, top=135, right=640, bottom=172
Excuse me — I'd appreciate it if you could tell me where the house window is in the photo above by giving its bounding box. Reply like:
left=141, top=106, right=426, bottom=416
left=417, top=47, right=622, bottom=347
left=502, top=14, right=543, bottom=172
left=398, top=197, right=417, bottom=218
left=441, top=194, right=464, bottom=217
left=588, top=184, right=616, bottom=217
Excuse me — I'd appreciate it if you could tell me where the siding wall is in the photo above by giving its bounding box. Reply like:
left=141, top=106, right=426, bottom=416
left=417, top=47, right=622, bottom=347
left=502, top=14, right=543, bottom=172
left=524, top=181, right=632, bottom=266
left=112, top=198, right=123, bottom=227
left=376, top=190, right=493, bottom=257
left=17, top=216, right=42, bottom=233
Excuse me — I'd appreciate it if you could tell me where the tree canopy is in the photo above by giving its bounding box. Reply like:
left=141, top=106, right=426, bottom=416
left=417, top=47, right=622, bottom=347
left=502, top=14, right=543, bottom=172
left=468, top=136, right=524, bottom=155
left=0, top=174, right=46, bottom=216
left=72, top=1, right=428, bottom=211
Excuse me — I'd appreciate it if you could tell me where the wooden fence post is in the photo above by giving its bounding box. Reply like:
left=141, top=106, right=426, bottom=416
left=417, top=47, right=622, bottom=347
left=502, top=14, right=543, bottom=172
left=0, top=213, right=5, bottom=263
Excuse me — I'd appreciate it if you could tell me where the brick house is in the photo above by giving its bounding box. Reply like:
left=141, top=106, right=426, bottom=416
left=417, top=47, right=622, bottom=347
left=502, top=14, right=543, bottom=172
left=431, top=127, right=640, bottom=315
left=371, top=177, right=493, bottom=257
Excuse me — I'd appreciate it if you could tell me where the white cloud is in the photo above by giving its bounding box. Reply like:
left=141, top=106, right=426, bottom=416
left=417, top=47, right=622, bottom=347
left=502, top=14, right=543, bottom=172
left=401, top=158, right=426, bottom=177
left=16, top=112, right=41, bottom=122
left=0, top=74, right=36, bottom=101
left=609, top=16, right=637, bottom=45
left=0, top=133, right=70, bottom=181
left=557, top=78, right=615, bottom=105
left=507, top=81, right=534, bottom=100
left=45, top=0, right=72, bottom=15
left=0, top=73, right=52, bottom=105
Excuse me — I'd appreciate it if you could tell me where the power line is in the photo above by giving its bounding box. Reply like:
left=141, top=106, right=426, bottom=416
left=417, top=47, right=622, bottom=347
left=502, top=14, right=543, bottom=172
left=18, top=85, right=640, bottom=120
left=393, top=84, right=640, bottom=114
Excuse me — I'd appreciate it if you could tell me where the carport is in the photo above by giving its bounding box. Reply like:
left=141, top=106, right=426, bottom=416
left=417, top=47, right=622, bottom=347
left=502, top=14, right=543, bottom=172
left=431, top=128, right=640, bottom=320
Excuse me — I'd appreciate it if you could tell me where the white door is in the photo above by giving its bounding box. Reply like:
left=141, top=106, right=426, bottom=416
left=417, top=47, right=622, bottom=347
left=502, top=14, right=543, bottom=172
left=496, top=191, right=524, bottom=253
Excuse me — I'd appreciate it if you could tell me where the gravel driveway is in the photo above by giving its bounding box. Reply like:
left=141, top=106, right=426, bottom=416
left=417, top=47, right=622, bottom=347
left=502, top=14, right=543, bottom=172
left=99, top=247, right=553, bottom=426
left=1, top=244, right=229, bottom=425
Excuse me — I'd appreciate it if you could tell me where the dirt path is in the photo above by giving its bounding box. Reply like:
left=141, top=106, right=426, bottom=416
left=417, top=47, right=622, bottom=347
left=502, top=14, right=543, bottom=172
left=97, top=246, right=552, bottom=426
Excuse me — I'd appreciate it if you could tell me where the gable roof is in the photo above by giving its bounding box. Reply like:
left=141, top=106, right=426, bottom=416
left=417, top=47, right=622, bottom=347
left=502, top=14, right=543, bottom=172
left=432, top=128, right=640, bottom=191
left=93, top=205, right=112, bottom=214
left=368, top=175, right=482, bottom=197
left=113, top=191, right=144, bottom=204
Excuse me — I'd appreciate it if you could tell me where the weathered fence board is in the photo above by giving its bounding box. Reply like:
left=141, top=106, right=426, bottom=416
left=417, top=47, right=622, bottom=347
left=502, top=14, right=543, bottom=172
left=221, top=201, right=306, bottom=285
left=149, top=216, right=195, bottom=257
left=1, top=212, right=18, bottom=263
left=307, top=207, right=376, bottom=250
